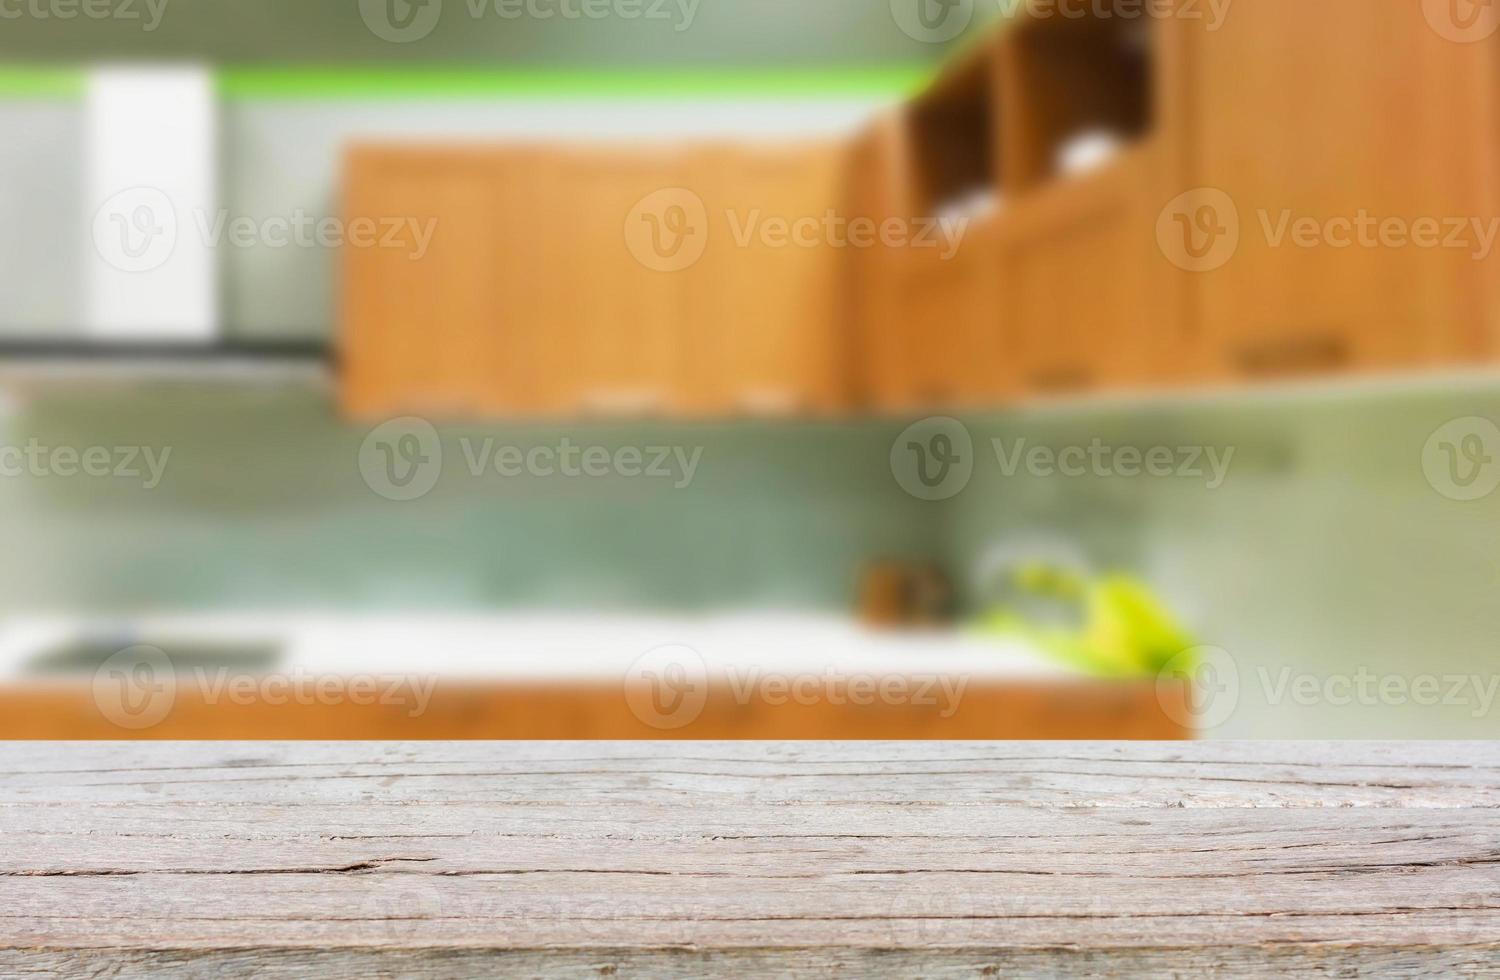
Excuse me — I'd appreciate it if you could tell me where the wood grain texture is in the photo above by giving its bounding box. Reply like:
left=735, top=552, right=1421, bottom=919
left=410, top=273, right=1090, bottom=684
left=2, top=742, right=1497, bottom=977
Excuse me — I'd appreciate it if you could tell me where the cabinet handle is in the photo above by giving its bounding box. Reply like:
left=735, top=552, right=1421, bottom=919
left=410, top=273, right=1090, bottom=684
left=581, top=389, right=667, bottom=417
left=1027, top=365, right=1093, bottom=394
left=1232, top=333, right=1349, bottom=378
left=736, top=388, right=804, bottom=417
left=916, top=383, right=956, bottom=408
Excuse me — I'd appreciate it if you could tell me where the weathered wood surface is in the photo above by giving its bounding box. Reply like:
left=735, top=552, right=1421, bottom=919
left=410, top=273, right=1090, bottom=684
left=1, top=742, right=1497, bottom=977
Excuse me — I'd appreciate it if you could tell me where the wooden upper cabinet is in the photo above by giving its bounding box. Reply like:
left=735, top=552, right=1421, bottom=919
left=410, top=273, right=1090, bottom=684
left=845, top=112, right=919, bottom=412
left=341, top=148, right=513, bottom=420
left=683, top=141, right=850, bottom=417
left=550, top=145, right=690, bottom=418
left=850, top=46, right=1009, bottom=415
left=342, top=142, right=850, bottom=421
left=994, top=8, right=1171, bottom=398
left=341, top=10, right=1495, bottom=421
left=1178, top=0, right=1496, bottom=379
left=996, top=152, right=1155, bottom=396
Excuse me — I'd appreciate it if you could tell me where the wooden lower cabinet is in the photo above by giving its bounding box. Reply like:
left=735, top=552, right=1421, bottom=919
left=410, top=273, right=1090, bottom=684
left=0, top=679, right=1190, bottom=739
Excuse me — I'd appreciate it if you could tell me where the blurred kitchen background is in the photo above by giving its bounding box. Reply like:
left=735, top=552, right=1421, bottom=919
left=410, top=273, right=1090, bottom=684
left=1, top=0, right=1498, bottom=739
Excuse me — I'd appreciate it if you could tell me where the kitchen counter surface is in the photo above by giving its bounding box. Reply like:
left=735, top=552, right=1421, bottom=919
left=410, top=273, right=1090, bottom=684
left=2, top=741, right=1496, bottom=977
left=0, top=615, right=1187, bottom=739
left=0, top=612, right=1073, bottom=681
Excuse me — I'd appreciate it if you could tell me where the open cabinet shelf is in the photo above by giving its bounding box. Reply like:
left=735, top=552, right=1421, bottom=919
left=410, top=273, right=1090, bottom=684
left=904, top=38, right=1004, bottom=220
left=1000, top=8, right=1156, bottom=194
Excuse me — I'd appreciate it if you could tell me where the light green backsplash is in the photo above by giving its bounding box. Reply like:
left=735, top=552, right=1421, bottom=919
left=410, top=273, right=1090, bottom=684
left=5, top=377, right=1500, bottom=737
left=0, top=383, right=939, bottom=614
left=944, top=383, right=1500, bottom=738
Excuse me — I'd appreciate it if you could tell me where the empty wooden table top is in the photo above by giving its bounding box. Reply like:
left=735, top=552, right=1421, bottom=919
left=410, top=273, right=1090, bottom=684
left=2, top=741, right=1497, bottom=977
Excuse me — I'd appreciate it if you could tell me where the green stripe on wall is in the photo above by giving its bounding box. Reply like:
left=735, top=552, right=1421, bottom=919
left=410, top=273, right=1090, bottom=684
left=0, top=66, right=931, bottom=101
left=217, top=66, right=930, bottom=101
left=0, top=67, right=84, bottom=98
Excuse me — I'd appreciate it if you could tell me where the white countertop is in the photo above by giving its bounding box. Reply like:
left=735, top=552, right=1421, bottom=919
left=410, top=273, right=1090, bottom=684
left=0, top=613, right=1074, bottom=682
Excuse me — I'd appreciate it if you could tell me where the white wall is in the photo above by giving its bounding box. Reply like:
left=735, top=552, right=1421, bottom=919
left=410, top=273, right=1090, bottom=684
left=0, top=102, right=85, bottom=339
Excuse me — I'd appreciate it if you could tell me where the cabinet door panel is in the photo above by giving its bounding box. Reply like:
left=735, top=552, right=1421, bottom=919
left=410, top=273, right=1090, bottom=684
left=1184, top=0, right=1490, bottom=376
left=555, top=146, right=688, bottom=416
left=342, top=151, right=511, bottom=419
left=892, top=220, right=1001, bottom=409
left=686, top=142, right=848, bottom=416
left=1000, top=151, right=1152, bottom=395
left=845, top=115, right=916, bottom=411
